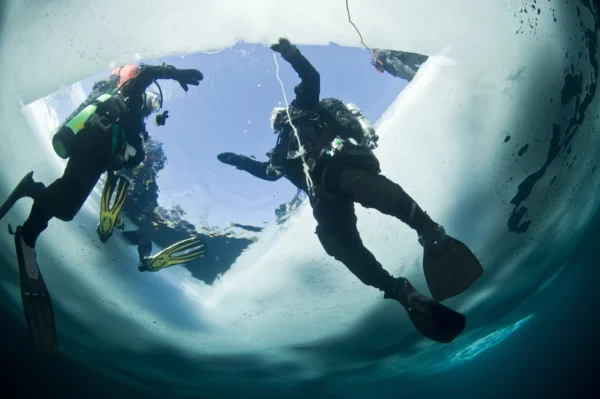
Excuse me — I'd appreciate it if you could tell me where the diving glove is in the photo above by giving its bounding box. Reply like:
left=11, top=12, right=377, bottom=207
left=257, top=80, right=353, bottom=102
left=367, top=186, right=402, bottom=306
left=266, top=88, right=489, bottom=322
left=270, top=38, right=299, bottom=59
left=155, top=110, right=169, bottom=126
left=170, top=66, right=204, bottom=92
left=217, top=152, right=246, bottom=170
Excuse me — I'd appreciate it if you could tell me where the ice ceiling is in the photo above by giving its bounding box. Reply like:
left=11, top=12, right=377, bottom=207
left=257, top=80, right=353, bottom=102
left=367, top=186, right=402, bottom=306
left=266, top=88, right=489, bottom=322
left=0, top=0, right=599, bottom=397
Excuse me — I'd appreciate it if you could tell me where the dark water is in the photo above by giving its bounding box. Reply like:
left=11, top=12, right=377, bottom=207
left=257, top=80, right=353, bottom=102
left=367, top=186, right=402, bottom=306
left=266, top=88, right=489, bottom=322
left=1, top=211, right=598, bottom=399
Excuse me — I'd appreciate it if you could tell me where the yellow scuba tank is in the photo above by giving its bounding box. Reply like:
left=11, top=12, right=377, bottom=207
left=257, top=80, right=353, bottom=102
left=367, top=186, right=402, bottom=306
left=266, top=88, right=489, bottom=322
left=51, top=93, right=113, bottom=159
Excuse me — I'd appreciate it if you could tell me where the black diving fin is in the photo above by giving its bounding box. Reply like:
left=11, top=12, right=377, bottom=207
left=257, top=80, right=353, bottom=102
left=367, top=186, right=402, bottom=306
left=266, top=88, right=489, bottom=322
left=11, top=225, right=58, bottom=356
left=385, top=277, right=465, bottom=343
left=97, top=174, right=130, bottom=243
left=0, top=172, right=45, bottom=221
left=139, top=236, right=207, bottom=272
left=420, top=227, right=484, bottom=302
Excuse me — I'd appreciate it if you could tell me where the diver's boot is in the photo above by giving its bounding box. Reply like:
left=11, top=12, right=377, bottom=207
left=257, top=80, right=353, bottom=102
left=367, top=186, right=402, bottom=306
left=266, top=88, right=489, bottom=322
left=418, top=221, right=484, bottom=302
left=384, top=277, right=465, bottom=343
left=12, top=225, right=58, bottom=355
left=138, top=257, right=151, bottom=272
left=418, top=222, right=449, bottom=252
left=0, top=172, right=46, bottom=221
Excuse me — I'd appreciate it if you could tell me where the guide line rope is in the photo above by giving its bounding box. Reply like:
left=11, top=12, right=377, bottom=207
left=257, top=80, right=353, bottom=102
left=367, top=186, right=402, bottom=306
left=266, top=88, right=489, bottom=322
left=345, top=0, right=372, bottom=54
left=269, top=0, right=371, bottom=196
left=272, top=53, right=315, bottom=194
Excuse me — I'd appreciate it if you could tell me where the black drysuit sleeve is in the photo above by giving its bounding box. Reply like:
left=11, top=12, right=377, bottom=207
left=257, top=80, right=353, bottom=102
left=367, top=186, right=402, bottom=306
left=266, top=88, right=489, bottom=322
left=231, top=48, right=320, bottom=182
left=119, top=64, right=179, bottom=98
left=238, top=155, right=282, bottom=182
left=284, top=50, right=321, bottom=110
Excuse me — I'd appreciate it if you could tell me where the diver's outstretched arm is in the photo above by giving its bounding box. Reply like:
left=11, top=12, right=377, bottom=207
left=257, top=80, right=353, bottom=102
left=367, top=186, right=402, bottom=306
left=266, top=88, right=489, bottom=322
left=217, top=152, right=282, bottom=182
left=271, top=38, right=320, bottom=109
left=121, top=64, right=204, bottom=97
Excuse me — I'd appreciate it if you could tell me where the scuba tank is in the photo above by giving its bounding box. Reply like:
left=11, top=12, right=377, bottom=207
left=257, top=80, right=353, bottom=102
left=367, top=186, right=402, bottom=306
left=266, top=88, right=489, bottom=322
left=52, top=93, right=114, bottom=159
left=52, top=69, right=165, bottom=160
left=344, top=103, right=379, bottom=150
left=52, top=66, right=133, bottom=159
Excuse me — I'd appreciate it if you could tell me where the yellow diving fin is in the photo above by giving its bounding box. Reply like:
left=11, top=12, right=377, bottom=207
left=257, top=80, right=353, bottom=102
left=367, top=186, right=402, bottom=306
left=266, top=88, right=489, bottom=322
left=138, top=236, right=207, bottom=272
left=97, top=175, right=130, bottom=243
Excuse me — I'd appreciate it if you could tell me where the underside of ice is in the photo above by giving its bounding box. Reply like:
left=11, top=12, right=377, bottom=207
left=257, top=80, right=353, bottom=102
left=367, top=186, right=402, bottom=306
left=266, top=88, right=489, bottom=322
left=0, top=0, right=598, bottom=396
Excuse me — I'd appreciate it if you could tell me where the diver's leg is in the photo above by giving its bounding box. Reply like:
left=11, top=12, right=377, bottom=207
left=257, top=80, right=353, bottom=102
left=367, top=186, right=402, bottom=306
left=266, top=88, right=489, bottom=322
left=338, top=166, right=483, bottom=303
left=312, top=197, right=465, bottom=343
left=137, top=232, right=152, bottom=262
left=337, top=166, right=439, bottom=236
left=398, top=52, right=428, bottom=67
left=21, top=129, right=110, bottom=247
left=312, top=198, right=395, bottom=293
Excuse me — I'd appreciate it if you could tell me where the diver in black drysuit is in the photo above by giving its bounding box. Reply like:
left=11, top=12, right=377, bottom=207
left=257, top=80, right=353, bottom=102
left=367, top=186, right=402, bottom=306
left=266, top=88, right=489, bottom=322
left=218, top=39, right=469, bottom=343
left=16, top=64, right=203, bottom=248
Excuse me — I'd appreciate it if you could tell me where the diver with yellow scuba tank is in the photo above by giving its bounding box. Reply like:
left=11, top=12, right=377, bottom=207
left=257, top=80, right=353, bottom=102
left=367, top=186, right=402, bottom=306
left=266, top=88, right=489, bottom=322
left=0, top=62, right=203, bottom=355
left=218, top=38, right=484, bottom=344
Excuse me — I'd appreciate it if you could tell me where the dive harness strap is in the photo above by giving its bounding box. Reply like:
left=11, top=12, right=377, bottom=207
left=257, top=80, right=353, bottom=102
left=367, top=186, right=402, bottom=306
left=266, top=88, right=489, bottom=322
left=304, top=125, right=341, bottom=204
left=275, top=111, right=373, bottom=203
left=83, top=99, right=128, bottom=170
left=306, top=126, right=374, bottom=205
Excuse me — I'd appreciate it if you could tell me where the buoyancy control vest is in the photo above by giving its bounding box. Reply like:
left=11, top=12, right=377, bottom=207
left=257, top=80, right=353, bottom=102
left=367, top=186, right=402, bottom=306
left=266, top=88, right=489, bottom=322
left=52, top=92, right=129, bottom=162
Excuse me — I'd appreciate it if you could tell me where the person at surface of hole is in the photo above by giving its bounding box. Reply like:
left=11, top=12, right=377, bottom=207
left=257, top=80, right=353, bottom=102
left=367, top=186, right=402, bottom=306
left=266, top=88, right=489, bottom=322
left=217, top=38, right=483, bottom=344
left=371, top=48, right=429, bottom=81
left=0, top=62, right=203, bottom=355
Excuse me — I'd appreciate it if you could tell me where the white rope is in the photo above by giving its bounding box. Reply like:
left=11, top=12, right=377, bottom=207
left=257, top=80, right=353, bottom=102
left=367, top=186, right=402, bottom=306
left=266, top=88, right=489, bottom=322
left=345, top=0, right=377, bottom=63
left=345, top=0, right=371, bottom=52
left=272, top=52, right=314, bottom=193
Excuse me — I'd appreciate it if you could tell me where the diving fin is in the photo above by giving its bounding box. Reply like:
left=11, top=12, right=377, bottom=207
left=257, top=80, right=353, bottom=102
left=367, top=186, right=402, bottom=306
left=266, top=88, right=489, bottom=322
left=139, top=236, right=207, bottom=272
left=0, top=172, right=45, bottom=221
left=420, top=226, right=484, bottom=302
left=12, top=225, right=58, bottom=356
left=385, top=277, right=465, bottom=343
left=97, top=175, right=130, bottom=243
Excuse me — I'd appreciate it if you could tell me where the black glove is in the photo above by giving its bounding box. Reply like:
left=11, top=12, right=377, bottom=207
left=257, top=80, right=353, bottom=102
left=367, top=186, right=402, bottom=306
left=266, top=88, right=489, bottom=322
left=270, top=38, right=298, bottom=59
left=155, top=111, right=169, bottom=126
left=271, top=38, right=292, bottom=53
left=172, top=68, right=204, bottom=92
left=217, top=152, right=245, bottom=169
